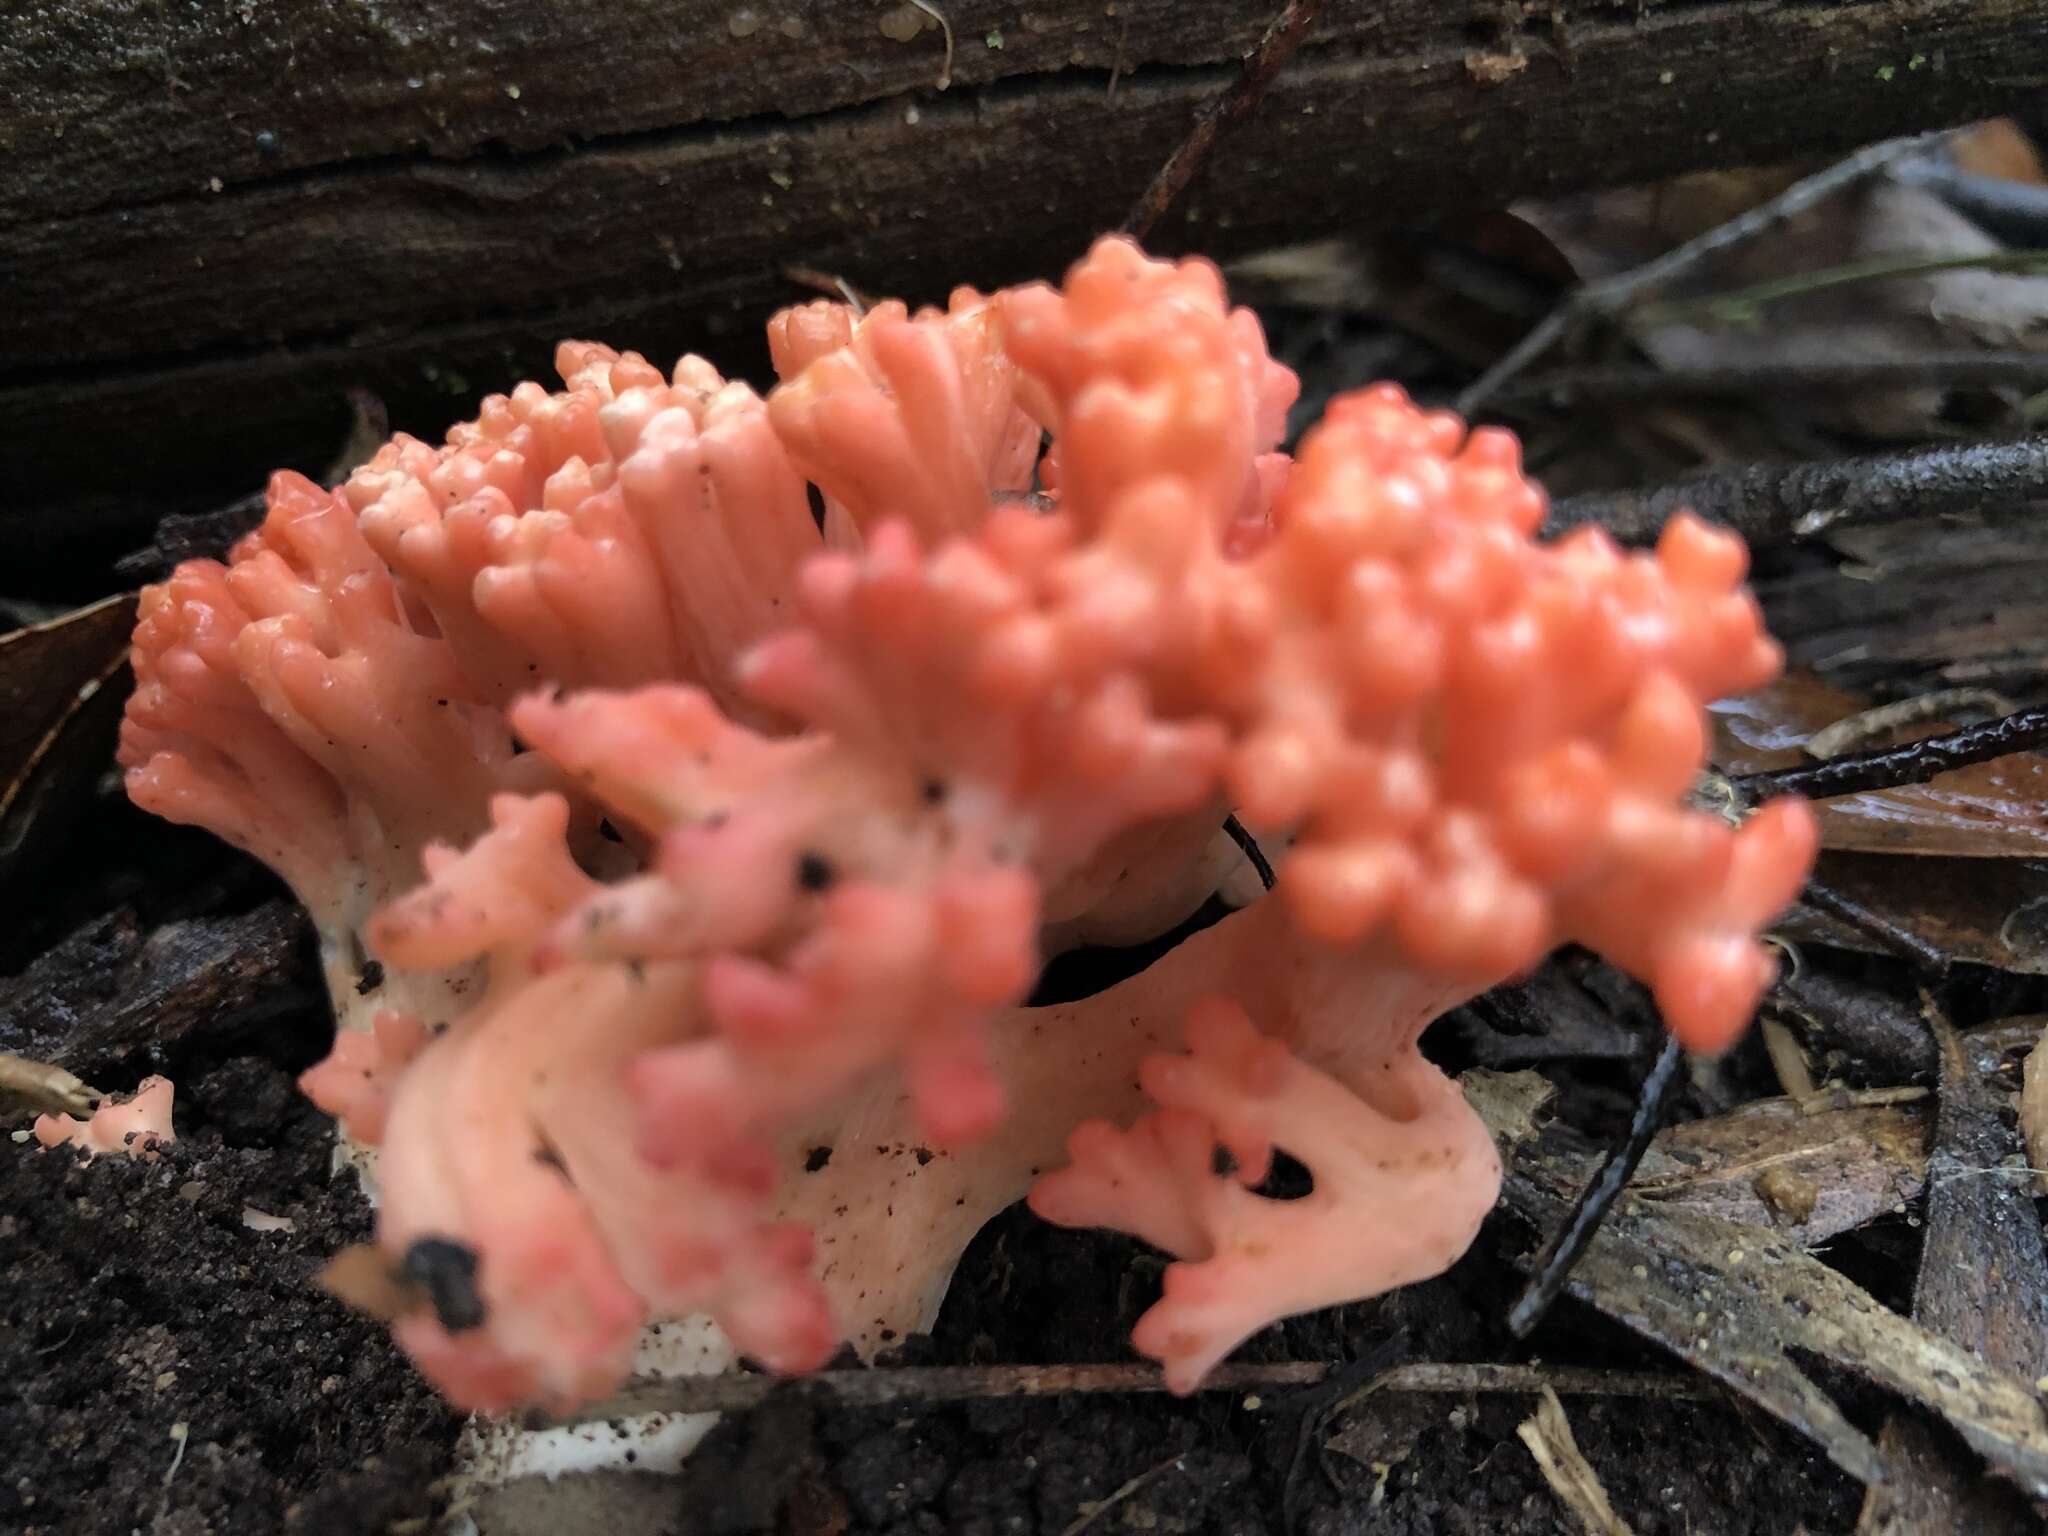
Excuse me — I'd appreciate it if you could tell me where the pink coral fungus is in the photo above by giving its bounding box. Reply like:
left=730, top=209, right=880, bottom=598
left=118, top=237, right=1816, bottom=1414
left=34, top=1076, right=177, bottom=1160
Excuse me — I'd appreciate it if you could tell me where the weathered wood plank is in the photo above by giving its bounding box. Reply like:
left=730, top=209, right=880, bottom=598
left=20, top=0, right=2042, bottom=374
left=0, top=0, right=1584, bottom=222
left=7, top=0, right=2046, bottom=560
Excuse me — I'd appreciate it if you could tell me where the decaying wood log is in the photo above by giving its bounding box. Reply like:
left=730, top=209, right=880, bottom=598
left=8, top=0, right=2048, bottom=562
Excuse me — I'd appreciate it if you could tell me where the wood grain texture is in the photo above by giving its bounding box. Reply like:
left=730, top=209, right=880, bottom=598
left=2, top=0, right=1680, bottom=221
left=9, top=0, right=2048, bottom=556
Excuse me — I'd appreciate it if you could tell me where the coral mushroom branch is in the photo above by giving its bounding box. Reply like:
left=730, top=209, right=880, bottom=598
left=118, top=237, right=1816, bottom=1414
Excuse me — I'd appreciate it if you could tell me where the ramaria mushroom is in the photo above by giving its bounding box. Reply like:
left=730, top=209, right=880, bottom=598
left=117, top=236, right=1815, bottom=1415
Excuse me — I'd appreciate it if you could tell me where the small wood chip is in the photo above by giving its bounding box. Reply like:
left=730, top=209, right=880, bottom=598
left=1518, top=1386, right=1633, bottom=1536
left=2022, top=1021, right=2048, bottom=1197
left=0, top=1052, right=100, bottom=1120
left=317, top=1243, right=412, bottom=1322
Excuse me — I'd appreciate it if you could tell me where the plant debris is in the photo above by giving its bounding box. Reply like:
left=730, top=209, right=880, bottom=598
left=0, top=900, right=315, bottom=1081
left=1518, top=1386, right=1634, bottom=1536
left=1494, top=1071, right=2048, bottom=1498
left=1853, top=1005, right=2048, bottom=1532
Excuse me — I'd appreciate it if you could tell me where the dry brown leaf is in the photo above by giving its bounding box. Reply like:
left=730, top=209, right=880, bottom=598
left=1517, top=166, right=1812, bottom=280
left=1632, top=1097, right=1927, bottom=1244
left=1322, top=1395, right=1434, bottom=1485
left=317, top=1244, right=413, bottom=1323
left=1468, top=1068, right=1930, bottom=1250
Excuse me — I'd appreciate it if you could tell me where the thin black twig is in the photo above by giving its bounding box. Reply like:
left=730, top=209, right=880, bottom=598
left=1706, top=706, right=2048, bottom=969
left=1223, top=813, right=1277, bottom=891
left=1545, top=435, right=2048, bottom=546
left=1457, top=133, right=1937, bottom=414
left=1123, top=0, right=1326, bottom=242
left=1735, top=704, right=2048, bottom=802
left=1506, top=1034, right=1686, bottom=1339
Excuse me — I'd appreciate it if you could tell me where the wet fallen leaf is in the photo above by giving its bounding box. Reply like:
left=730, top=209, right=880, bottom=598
left=1714, top=674, right=2048, bottom=857
left=1785, top=852, right=2048, bottom=975
left=0, top=594, right=141, bottom=916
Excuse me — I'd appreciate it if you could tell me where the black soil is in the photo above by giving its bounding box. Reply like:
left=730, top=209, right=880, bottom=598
left=1, top=1055, right=459, bottom=1536
left=674, top=1203, right=1863, bottom=1536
